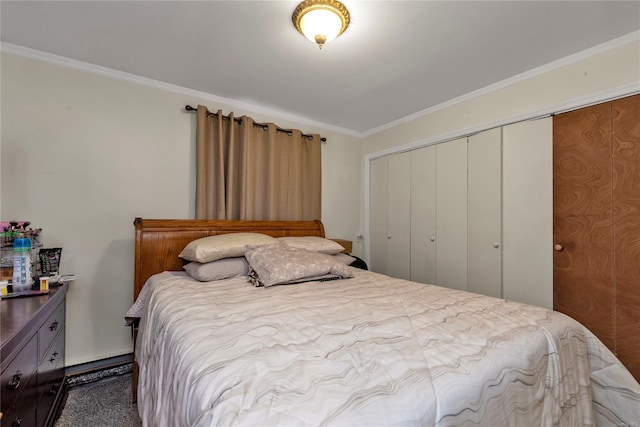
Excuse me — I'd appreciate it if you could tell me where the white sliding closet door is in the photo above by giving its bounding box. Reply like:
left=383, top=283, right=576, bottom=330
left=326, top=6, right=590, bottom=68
left=370, top=156, right=389, bottom=275
left=502, top=118, right=553, bottom=309
left=369, top=152, right=411, bottom=279
left=435, top=138, right=468, bottom=291
left=387, top=152, right=411, bottom=280
left=467, top=128, right=502, bottom=298
left=410, top=145, right=436, bottom=284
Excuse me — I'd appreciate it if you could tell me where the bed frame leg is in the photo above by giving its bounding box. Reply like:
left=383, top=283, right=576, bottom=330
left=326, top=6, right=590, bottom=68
left=132, top=360, right=139, bottom=403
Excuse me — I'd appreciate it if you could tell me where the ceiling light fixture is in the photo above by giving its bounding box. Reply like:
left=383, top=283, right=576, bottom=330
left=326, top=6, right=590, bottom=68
left=292, top=0, right=350, bottom=49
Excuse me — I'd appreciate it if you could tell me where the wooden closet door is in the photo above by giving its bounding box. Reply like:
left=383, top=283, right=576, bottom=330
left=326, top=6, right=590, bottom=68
left=553, top=103, right=615, bottom=350
left=612, top=94, right=640, bottom=380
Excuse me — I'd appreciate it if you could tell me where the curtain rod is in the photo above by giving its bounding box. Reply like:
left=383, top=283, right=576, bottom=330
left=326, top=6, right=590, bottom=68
left=185, top=105, right=326, bottom=142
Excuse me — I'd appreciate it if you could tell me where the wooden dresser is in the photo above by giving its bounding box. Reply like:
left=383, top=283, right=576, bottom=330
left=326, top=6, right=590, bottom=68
left=1, top=284, right=67, bottom=427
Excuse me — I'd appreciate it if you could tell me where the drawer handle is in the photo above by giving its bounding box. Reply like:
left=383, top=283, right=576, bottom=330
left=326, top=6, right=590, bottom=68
left=49, top=354, right=57, bottom=363
left=13, top=417, right=23, bottom=426
left=49, top=320, right=59, bottom=331
left=7, top=371, right=22, bottom=390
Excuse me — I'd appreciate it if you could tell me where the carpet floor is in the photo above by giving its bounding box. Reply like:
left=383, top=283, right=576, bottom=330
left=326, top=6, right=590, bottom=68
left=54, top=373, right=141, bottom=427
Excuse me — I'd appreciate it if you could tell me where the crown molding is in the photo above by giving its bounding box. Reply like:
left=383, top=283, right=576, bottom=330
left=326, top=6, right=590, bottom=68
left=2, top=29, right=638, bottom=140
left=365, top=81, right=639, bottom=162
left=362, top=30, right=640, bottom=137
left=0, top=42, right=361, bottom=138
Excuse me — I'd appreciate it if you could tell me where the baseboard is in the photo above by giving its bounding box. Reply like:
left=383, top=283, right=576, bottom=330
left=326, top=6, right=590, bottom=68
left=65, top=353, right=134, bottom=388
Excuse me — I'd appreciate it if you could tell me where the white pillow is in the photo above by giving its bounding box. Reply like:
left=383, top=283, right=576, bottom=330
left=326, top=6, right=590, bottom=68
left=179, top=232, right=277, bottom=263
left=277, top=236, right=345, bottom=254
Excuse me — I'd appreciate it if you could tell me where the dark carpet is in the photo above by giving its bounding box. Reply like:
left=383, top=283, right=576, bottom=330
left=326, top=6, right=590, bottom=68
left=54, top=373, right=141, bottom=427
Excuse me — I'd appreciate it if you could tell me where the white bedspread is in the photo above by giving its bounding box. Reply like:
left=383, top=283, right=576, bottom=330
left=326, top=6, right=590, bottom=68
left=136, top=269, right=640, bottom=427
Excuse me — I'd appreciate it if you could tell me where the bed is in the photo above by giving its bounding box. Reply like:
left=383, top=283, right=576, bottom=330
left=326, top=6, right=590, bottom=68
left=128, top=218, right=640, bottom=427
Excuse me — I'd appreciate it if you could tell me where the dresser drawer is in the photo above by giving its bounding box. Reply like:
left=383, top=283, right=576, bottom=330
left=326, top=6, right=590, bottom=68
left=36, top=330, right=65, bottom=427
left=1, top=334, right=37, bottom=412
left=38, top=302, right=65, bottom=362
left=1, top=373, right=37, bottom=427
left=37, top=327, right=65, bottom=389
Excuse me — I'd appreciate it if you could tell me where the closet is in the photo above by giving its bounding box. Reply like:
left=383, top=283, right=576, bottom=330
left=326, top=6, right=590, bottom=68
left=553, top=94, right=639, bottom=381
left=369, top=119, right=553, bottom=309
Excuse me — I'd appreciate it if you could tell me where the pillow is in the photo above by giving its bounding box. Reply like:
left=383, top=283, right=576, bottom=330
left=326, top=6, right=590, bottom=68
left=276, top=236, right=345, bottom=254
left=179, top=232, right=277, bottom=263
left=245, top=243, right=353, bottom=287
left=183, top=257, right=249, bottom=282
left=332, top=253, right=356, bottom=265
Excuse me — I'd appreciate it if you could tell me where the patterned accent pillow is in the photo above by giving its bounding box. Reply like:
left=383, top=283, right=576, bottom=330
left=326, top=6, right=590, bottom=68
left=245, top=243, right=353, bottom=287
left=277, top=236, right=345, bottom=254
left=179, top=232, right=277, bottom=263
left=183, top=257, right=249, bottom=282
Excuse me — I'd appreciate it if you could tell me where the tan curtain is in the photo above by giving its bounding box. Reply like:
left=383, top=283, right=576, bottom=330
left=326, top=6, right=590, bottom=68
left=195, top=105, right=322, bottom=220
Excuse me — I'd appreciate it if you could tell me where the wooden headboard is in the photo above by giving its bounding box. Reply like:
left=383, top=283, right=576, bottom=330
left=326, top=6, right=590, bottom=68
left=133, top=218, right=325, bottom=298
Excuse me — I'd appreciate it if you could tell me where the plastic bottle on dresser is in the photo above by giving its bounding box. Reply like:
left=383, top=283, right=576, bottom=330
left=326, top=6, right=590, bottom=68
left=12, top=235, right=33, bottom=292
left=12, top=236, right=24, bottom=290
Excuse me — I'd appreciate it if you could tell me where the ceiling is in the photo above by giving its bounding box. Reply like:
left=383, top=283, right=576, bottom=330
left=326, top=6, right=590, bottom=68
left=1, top=1, right=639, bottom=134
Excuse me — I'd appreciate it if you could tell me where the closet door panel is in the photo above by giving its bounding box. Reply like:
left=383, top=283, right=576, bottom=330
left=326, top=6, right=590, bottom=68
left=468, top=128, right=502, bottom=298
left=612, top=95, right=640, bottom=380
left=503, top=118, right=553, bottom=309
left=553, top=104, right=614, bottom=346
left=435, top=138, right=468, bottom=291
left=410, top=146, right=436, bottom=284
left=387, top=152, right=411, bottom=280
left=369, top=157, right=389, bottom=275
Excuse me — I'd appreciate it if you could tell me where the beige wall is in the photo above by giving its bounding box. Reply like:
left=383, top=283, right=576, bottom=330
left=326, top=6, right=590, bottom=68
left=0, top=52, right=362, bottom=366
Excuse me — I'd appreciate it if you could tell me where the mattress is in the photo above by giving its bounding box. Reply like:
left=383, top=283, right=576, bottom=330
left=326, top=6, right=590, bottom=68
left=134, top=269, right=640, bottom=426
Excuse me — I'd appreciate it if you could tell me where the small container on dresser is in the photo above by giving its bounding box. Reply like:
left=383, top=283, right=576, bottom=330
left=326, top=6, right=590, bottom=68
left=1, top=284, right=67, bottom=427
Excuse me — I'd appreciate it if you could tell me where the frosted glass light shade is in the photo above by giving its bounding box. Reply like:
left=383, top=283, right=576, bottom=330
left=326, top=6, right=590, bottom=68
left=292, top=0, right=350, bottom=49
left=300, top=9, right=343, bottom=46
